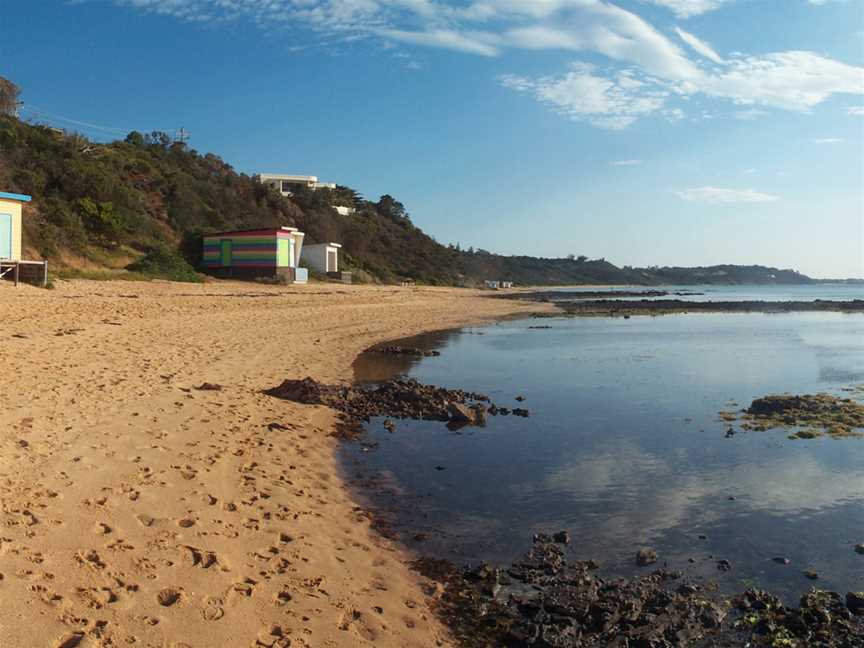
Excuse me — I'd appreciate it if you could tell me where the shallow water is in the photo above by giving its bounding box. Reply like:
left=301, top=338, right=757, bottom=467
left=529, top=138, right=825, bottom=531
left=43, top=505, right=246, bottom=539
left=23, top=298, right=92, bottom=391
left=342, top=308, right=864, bottom=602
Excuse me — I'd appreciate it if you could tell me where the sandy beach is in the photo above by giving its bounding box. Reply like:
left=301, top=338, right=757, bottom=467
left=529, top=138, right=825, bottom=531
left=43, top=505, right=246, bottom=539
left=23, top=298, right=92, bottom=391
left=0, top=279, right=548, bottom=648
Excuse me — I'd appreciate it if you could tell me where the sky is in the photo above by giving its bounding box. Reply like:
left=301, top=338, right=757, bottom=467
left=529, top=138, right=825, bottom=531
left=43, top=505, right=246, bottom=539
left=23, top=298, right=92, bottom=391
left=2, top=0, right=863, bottom=278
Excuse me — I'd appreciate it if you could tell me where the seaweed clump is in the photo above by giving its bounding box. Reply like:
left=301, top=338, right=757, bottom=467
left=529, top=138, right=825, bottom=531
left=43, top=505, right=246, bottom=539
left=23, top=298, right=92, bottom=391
left=740, top=394, right=864, bottom=439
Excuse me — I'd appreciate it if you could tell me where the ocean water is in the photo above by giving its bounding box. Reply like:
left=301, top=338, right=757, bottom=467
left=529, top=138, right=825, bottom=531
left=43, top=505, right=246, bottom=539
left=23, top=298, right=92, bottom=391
left=342, top=286, right=864, bottom=602
left=549, top=283, right=864, bottom=302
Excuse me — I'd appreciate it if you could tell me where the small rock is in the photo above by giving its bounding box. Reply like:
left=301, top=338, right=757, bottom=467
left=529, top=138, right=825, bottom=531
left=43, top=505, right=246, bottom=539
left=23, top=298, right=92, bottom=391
left=772, top=556, right=791, bottom=565
left=434, top=466, right=446, bottom=471
left=803, top=570, right=819, bottom=580
left=195, top=383, right=223, bottom=391
left=846, top=591, right=864, bottom=615
left=636, top=548, right=658, bottom=566
left=447, top=403, right=475, bottom=424
left=515, top=395, right=526, bottom=402
left=717, top=559, right=733, bottom=572
left=855, top=544, right=864, bottom=555
left=383, top=419, right=396, bottom=433
left=552, top=530, right=570, bottom=545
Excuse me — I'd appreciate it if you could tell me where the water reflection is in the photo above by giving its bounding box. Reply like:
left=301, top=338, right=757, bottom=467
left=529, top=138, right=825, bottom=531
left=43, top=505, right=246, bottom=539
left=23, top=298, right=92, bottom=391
left=343, top=312, right=864, bottom=602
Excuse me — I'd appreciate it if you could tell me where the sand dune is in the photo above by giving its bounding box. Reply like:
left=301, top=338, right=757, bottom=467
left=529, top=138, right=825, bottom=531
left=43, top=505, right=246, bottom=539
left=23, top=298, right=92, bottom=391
left=0, top=279, right=545, bottom=648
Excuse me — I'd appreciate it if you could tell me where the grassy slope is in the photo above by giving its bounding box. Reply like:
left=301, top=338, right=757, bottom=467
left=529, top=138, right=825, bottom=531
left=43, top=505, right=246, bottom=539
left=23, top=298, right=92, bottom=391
left=0, top=117, right=812, bottom=285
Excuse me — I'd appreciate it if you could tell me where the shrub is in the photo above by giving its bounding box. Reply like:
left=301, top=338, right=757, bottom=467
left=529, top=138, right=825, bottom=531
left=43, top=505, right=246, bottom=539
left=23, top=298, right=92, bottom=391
left=126, top=244, right=201, bottom=282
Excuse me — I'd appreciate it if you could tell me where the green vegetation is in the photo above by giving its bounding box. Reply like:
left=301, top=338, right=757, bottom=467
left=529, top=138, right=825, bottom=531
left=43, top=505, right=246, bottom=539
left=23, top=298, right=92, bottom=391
left=125, top=244, right=201, bottom=282
left=735, top=393, right=864, bottom=439
left=0, top=111, right=816, bottom=286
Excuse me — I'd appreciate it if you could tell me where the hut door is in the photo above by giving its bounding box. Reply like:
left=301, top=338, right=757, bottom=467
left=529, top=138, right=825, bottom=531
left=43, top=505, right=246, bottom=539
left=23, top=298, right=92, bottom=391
left=220, top=239, right=232, bottom=266
left=0, top=214, right=11, bottom=259
left=327, top=249, right=337, bottom=272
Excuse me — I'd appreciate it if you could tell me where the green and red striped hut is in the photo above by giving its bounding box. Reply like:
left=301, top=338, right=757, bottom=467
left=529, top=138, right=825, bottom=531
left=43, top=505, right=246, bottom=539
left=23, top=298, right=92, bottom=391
left=202, top=226, right=307, bottom=283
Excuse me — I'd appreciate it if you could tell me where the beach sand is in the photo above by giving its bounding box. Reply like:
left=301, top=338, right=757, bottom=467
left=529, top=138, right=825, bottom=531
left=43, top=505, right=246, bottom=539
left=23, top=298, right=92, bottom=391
left=0, top=279, right=547, bottom=648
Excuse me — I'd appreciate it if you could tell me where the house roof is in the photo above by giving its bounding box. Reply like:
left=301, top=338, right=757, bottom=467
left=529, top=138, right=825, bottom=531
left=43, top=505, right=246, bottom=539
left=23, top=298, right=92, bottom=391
left=0, top=192, right=32, bottom=203
left=204, top=227, right=304, bottom=238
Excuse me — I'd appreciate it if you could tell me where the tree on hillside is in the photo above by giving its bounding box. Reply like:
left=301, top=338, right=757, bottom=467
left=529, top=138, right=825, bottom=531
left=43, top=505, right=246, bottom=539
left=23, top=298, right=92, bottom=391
left=0, top=77, right=21, bottom=116
left=376, top=194, right=410, bottom=223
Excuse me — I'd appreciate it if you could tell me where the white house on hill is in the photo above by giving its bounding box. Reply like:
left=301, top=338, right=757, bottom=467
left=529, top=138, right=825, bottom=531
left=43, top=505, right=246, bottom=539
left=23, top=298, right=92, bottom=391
left=256, top=173, right=336, bottom=196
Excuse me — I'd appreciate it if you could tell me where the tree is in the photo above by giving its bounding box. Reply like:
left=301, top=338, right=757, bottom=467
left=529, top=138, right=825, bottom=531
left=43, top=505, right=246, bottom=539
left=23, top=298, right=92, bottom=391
left=77, top=198, right=122, bottom=244
left=376, top=194, right=409, bottom=222
left=566, top=253, right=575, bottom=261
left=0, top=76, right=21, bottom=116
left=125, top=131, right=145, bottom=147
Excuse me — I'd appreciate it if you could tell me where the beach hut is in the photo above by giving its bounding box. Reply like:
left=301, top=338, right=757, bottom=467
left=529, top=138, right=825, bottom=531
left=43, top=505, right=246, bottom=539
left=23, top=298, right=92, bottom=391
left=301, top=242, right=341, bottom=274
left=202, top=226, right=307, bottom=283
left=0, top=191, right=48, bottom=287
left=0, top=191, right=30, bottom=261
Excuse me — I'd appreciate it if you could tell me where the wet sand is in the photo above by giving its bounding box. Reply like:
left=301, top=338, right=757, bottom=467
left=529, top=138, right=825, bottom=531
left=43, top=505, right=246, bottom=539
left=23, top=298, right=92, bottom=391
left=0, top=279, right=549, bottom=648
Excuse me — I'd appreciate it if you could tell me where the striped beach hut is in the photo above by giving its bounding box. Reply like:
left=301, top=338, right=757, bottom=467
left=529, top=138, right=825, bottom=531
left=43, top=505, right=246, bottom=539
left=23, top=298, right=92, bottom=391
left=202, top=226, right=307, bottom=283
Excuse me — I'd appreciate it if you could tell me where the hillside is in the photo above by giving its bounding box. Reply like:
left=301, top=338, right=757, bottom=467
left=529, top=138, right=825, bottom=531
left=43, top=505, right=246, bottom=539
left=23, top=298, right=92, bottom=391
left=0, top=116, right=814, bottom=286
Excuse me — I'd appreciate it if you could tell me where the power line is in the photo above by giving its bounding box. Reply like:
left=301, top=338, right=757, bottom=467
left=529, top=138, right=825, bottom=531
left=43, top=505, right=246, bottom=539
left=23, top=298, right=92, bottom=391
left=19, top=104, right=181, bottom=140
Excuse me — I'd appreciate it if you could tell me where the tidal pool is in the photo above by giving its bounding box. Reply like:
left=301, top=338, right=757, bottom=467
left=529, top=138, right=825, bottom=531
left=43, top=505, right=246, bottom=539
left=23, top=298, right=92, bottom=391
left=342, top=311, right=864, bottom=602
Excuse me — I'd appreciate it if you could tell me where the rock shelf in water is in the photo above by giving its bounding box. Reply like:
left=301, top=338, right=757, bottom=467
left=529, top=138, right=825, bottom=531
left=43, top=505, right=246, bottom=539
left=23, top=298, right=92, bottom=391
left=730, top=393, right=864, bottom=439
left=414, top=534, right=864, bottom=648
left=265, top=377, right=524, bottom=433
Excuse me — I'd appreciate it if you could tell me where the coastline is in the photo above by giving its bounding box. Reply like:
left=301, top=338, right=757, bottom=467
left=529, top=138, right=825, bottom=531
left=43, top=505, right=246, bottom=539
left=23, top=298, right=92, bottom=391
left=0, top=279, right=552, bottom=648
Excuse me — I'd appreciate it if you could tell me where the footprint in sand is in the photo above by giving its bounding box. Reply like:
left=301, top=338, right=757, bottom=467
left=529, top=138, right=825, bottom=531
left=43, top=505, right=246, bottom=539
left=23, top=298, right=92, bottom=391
left=157, top=587, right=182, bottom=607
left=53, top=632, right=84, bottom=648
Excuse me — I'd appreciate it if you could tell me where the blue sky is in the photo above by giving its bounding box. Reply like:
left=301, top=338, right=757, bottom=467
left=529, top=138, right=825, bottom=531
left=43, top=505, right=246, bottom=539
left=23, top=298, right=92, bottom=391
left=3, top=0, right=863, bottom=278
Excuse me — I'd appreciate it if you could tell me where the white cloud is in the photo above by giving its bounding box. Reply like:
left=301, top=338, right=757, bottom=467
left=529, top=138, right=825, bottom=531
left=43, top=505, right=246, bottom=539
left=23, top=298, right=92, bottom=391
left=812, top=137, right=844, bottom=144
left=106, top=0, right=864, bottom=129
left=849, top=106, right=864, bottom=116
left=611, top=159, right=643, bottom=165
left=501, top=65, right=669, bottom=129
left=642, top=0, right=730, bottom=18
left=675, top=26, right=724, bottom=64
left=377, top=27, right=500, bottom=55
left=676, top=186, right=781, bottom=203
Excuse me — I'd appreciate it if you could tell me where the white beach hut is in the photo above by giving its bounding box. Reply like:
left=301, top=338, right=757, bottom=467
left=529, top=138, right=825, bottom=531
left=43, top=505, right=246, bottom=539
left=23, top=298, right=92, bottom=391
left=302, top=242, right=341, bottom=274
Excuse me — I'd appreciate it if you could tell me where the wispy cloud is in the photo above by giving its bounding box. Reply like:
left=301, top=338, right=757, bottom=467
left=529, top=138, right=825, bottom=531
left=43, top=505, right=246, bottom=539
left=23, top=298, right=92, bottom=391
left=646, top=0, right=731, bottom=17
left=812, top=137, right=844, bottom=144
left=611, top=159, right=643, bottom=166
left=848, top=106, right=864, bottom=116
left=676, top=186, right=781, bottom=203
left=500, top=65, right=673, bottom=130
left=675, top=27, right=724, bottom=63
left=104, top=0, right=864, bottom=129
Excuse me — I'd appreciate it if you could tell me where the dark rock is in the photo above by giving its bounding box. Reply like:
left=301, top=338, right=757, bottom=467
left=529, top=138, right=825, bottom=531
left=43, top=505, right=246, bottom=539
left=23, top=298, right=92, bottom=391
left=371, top=345, right=441, bottom=357
left=855, top=544, right=864, bottom=555
left=382, top=419, right=396, bottom=433
left=636, top=548, right=658, bottom=566
left=552, top=531, right=570, bottom=545
left=804, top=570, right=819, bottom=580
left=847, top=591, right=864, bottom=615
left=512, top=408, right=530, bottom=417
left=716, top=559, right=733, bottom=572
left=515, top=395, right=526, bottom=401
left=195, top=382, right=223, bottom=391
left=265, top=377, right=501, bottom=434
left=447, top=402, right=475, bottom=423
left=772, top=556, right=791, bottom=565
left=412, top=536, right=864, bottom=648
